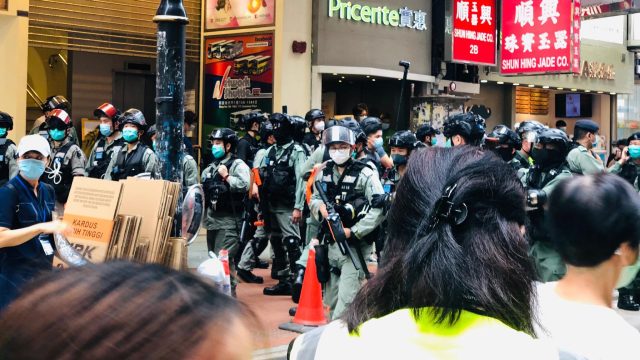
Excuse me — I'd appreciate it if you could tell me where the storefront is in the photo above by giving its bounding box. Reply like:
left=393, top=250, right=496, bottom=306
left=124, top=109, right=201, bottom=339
left=311, top=0, right=435, bottom=130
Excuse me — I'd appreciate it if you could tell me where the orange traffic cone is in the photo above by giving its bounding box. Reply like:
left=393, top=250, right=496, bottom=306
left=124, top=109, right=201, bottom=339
left=293, top=248, right=328, bottom=326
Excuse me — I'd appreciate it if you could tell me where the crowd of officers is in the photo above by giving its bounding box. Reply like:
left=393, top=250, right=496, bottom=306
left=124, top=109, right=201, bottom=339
left=2, top=96, right=640, bottom=317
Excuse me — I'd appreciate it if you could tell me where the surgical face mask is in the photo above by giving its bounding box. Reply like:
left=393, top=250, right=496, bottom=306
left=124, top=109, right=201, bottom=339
left=314, top=121, right=325, bottom=133
left=391, top=154, right=408, bottom=166
left=212, top=144, right=226, bottom=159
left=19, top=159, right=46, bottom=180
left=329, top=148, right=351, bottom=165
left=358, top=115, right=366, bottom=121
left=445, top=138, right=452, bottom=148
left=152, top=141, right=157, bottom=152
left=0, top=128, right=6, bottom=137
left=431, top=138, right=438, bottom=146
left=592, top=135, right=598, bottom=149
left=48, top=128, right=66, bottom=142
left=373, top=137, right=384, bottom=148
left=122, top=128, right=139, bottom=143
left=99, top=124, right=113, bottom=137
left=616, top=251, right=640, bottom=289
left=628, top=145, right=640, bottom=159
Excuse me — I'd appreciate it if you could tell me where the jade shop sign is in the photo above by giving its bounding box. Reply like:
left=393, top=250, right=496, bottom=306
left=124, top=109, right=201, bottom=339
left=328, top=0, right=428, bottom=31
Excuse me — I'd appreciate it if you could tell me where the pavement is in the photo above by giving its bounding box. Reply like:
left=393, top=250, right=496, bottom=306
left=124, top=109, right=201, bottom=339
left=187, top=232, right=640, bottom=359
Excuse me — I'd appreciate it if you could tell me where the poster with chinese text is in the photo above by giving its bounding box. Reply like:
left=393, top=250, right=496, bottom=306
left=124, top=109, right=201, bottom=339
left=452, top=0, right=497, bottom=65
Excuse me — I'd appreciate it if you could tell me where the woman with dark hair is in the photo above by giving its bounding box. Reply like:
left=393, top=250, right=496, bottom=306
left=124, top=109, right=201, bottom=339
left=537, top=174, right=640, bottom=359
left=289, top=146, right=560, bottom=359
left=0, top=262, right=257, bottom=360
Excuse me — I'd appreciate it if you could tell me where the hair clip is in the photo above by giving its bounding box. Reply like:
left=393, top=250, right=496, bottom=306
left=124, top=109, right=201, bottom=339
left=428, top=183, right=469, bottom=231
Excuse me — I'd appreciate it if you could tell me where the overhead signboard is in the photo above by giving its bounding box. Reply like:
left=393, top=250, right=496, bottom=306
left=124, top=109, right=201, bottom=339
left=500, top=0, right=581, bottom=75
left=450, top=0, right=497, bottom=65
left=327, top=0, right=428, bottom=31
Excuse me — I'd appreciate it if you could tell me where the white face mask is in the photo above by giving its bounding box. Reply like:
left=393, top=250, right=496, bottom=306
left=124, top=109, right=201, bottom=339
left=329, top=148, right=351, bottom=165
left=314, top=121, right=325, bottom=133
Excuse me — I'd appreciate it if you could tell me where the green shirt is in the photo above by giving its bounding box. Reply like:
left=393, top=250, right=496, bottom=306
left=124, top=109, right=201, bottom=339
left=182, top=154, right=199, bottom=188
left=310, top=161, right=384, bottom=240
left=201, top=154, right=250, bottom=228
left=566, top=145, right=604, bottom=175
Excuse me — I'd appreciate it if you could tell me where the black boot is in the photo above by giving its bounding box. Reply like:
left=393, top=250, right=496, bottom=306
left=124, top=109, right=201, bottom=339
left=618, top=292, right=640, bottom=311
left=263, top=280, right=292, bottom=296
left=237, top=269, right=264, bottom=284
left=292, top=267, right=305, bottom=304
left=255, top=260, right=269, bottom=269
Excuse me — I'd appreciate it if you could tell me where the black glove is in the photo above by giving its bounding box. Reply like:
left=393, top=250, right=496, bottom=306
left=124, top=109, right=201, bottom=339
left=527, top=189, right=547, bottom=208
left=371, top=193, right=390, bottom=209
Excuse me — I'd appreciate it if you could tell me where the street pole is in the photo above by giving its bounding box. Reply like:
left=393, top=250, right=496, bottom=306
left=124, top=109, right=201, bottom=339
left=154, top=0, right=188, bottom=236
left=396, top=60, right=410, bottom=130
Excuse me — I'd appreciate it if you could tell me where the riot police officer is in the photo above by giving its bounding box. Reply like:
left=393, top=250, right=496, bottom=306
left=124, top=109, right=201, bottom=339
left=105, top=109, right=159, bottom=181
left=86, top=103, right=124, bottom=179
left=303, top=109, right=326, bottom=151
left=291, top=116, right=311, bottom=156
left=236, top=121, right=276, bottom=284
left=416, top=124, right=440, bottom=147
left=566, top=119, right=605, bottom=175
left=30, top=96, right=79, bottom=147
left=311, top=125, right=384, bottom=320
left=484, top=125, right=523, bottom=170
left=40, top=109, right=86, bottom=207
left=148, top=125, right=198, bottom=188
left=442, top=113, right=486, bottom=147
left=515, top=121, right=545, bottom=170
left=520, top=128, right=573, bottom=282
left=360, top=117, right=393, bottom=174
left=202, top=128, right=250, bottom=296
left=261, top=113, right=308, bottom=296
left=0, top=111, right=18, bottom=187
left=236, top=111, right=265, bottom=168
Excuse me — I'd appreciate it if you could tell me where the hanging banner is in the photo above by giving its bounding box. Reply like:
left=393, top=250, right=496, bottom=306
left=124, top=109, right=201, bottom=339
left=205, top=0, right=275, bottom=30
left=202, top=32, right=274, bottom=140
left=500, top=0, right=581, bottom=75
left=451, top=0, right=497, bottom=65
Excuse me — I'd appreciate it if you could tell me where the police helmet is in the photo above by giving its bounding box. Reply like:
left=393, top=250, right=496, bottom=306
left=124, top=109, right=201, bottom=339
left=290, top=115, right=307, bottom=143
left=270, top=113, right=294, bottom=142
left=42, top=95, right=70, bottom=113
left=341, top=118, right=366, bottom=144
left=326, top=119, right=341, bottom=129
left=389, top=130, right=419, bottom=150
left=240, top=111, right=265, bottom=131
left=516, top=120, right=545, bottom=139
left=119, top=108, right=147, bottom=131
left=323, top=125, right=356, bottom=146
left=0, top=111, right=13, bottom=130
left=47, top=109, right=73, bottom=129
left=94, top=103, right=121, bottom=128
left=485, top=125, right=522, bottom=150
left=536, top=128, right=571, bottom=157
left=305, top=109, right=325, bottom=124
left=416, top=124, right=440, bottom=142
left=209, top=128, right=239, bottom=151
left=147, top=125, right=157, bottom=139
left=442, top=113, right=486, bottom=144
left=628, top=132, right=640, bottom=144
left=360, top=117, right=383, bottom=136
left=260, top=120, right=274, bottom=140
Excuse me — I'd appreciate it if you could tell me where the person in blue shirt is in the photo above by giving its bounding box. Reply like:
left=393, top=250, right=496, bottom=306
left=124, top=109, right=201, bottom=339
left=0, top=135, right=67, bottom=310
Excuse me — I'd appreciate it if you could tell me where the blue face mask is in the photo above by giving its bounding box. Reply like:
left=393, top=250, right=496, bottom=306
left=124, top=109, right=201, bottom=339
left=19, top=159, right=46, bottom=180
left=122, top=128, right=139, bottom=143
left=628, top=145, right=640, bottom=159
left=152, top=141, right=157, bottom=152
left=49, top=128, right=66, bottom=142
left=99, top=124, right=113, bottom=137
left=445, top=138, right=452, bottom=148
left=0, top=128, right=7, bottom=137
left=212, top=145, right=225, bottom=159
left=374, top=138, right=384, bottom=148
left=431, top=138, right=438, bottom=146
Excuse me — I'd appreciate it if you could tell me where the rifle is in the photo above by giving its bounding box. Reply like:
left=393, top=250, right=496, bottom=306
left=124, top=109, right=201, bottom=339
left=314, top=178, right=360, bottom=271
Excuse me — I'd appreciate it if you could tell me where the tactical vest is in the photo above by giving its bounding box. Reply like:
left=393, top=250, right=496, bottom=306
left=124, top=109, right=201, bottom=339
left=87, top=137, right=124, bottom=179
left=525, top=165, right=569, bottom=244
left=363, top=148, right=384, bottom=177
left=42, top=142, right=75, bottom=204
left=0, top=138, right=15, bottom=182
left=264, top=145, right=297, bottom=207
left=203, top=157, right=245, bottom=214
left=238, top=134, right=260, bottom=168
left=303, top=133, right=321, bottom=152
left=111, top=144, right=148, bottom=181
left=320, top=160, right=374, bottom=243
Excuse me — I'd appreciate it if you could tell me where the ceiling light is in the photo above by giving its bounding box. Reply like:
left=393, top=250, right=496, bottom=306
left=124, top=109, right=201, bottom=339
left=542, top=85, right=550, bottom=89
left=372, top=78, right=376, bottom=82
left=497, top=81, right=504, bottom=85
left=513, top=83, right=520, bottom=86
left=610, top=92, right=617, bottom=95
left=338, top=80, right=342, bottom=83
left=597, top=91, right=604, bottom=94
left=527, top=84, right=535, bottom=87
left=332, top=73, right=338, bottom=76
left=557, top=87, right=564, bottom=90
left=341, top=76, right=345, bottom=79
left=584, top=90, right=591, bottom=93
left=570, top=88, right=577, bottom=91
left=366, top=75, right=370, bottom=78
left=480, top=79, right=488, bottom=83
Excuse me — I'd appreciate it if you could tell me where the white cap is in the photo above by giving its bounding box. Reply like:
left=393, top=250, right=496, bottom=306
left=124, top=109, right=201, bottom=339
left=18, top=135, right=51, bottom=158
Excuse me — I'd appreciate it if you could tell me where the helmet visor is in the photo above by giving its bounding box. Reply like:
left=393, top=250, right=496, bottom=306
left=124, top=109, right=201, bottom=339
left=323, top=126, right=355, bottom=146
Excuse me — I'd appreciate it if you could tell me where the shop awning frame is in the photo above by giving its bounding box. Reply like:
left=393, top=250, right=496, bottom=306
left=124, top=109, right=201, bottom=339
left=314, top=65, right=436, bottom=83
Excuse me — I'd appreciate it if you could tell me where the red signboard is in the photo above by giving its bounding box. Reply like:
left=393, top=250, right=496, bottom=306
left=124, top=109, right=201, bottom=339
left=452, top=0, right=497, bottom=65
left=500, top=0, right=581, bottom=75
